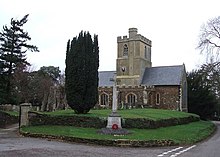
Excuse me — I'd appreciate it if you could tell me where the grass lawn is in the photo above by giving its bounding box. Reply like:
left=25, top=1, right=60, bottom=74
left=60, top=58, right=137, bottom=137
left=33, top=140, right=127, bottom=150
left=40, top=108, right=199, bottom=120
left=4, top=111, right=19, bottom=117
left=21, top=120, right=215, bottom=145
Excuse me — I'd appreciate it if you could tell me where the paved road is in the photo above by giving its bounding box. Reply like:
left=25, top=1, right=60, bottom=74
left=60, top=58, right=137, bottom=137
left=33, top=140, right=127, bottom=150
left=175, top=121, right=220, bottom=157
left=0, top=122, right=219, bottom=157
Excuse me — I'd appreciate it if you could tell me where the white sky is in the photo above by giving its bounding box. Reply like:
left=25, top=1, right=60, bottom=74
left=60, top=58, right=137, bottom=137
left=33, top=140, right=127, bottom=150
left=0, top=0, right=220, bottom=72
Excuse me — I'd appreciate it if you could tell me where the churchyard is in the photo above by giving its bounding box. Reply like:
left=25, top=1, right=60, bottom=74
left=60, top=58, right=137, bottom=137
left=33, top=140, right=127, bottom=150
left=0, top=103, right=216, bottom=147
left=13, top=108, right=215, bottom=147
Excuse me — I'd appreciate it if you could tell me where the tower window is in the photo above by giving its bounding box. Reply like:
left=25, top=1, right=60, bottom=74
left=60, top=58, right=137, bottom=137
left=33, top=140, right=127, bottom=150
left=145, top=46, right=147, bottom=58
left=148, top=47, right=151, bottom=59
left=123, top=44, right=128, bottom=56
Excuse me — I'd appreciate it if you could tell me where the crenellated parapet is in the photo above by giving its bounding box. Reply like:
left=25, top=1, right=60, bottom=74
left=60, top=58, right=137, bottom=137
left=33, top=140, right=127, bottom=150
left=117, top=28, right=152, bottom=46
left=117, top=34, right=151, bottom=46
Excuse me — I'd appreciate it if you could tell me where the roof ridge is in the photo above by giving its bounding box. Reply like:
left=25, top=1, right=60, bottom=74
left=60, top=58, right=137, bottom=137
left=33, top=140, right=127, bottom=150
left=98, top=70, right=116, bottom=73
left=148, top=65, right=183, bottom=68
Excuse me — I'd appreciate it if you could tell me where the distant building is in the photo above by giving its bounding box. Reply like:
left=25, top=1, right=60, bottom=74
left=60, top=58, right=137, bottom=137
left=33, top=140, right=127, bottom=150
left=98, top=28, right=187, bottom=112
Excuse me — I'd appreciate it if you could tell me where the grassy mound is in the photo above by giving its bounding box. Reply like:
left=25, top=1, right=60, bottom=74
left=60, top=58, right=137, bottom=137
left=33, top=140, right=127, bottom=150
left=29, top=109, right=199, bottom=129
left=21, top=109, right=215, bottom=147
left=40, top=108, right=199, bottom=120
left=21, top=121, right=215, bottom=146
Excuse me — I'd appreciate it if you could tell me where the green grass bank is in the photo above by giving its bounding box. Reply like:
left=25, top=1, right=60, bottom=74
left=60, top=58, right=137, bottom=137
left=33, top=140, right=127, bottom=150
left=21, top=120, right=215, bottom=147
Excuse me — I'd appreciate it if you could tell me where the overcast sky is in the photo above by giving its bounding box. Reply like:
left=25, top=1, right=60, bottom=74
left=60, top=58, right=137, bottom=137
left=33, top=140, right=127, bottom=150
left=0, top=0, right=220, bottom=72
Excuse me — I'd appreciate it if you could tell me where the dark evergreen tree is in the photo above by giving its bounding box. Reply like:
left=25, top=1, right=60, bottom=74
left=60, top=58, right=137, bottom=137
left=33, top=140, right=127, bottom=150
left=0, top=14, right=39, bottom=104
left=187, top=70, right=217, bottom=120
left=65, top=31, right=99, bottom=114
left=0, top=59, right=7, bottom=103
left=86, top=34, right=99, bottom=109
left=38, top=66, right=61, bottom=83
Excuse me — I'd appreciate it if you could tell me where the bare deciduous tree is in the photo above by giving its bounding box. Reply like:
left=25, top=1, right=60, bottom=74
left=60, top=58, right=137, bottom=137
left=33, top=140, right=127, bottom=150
left=198, top=16, right=220, bottom=61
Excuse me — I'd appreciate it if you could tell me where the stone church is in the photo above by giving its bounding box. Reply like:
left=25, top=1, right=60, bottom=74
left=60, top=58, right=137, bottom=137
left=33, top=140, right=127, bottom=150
left=98, top=28, right=188, bottom=112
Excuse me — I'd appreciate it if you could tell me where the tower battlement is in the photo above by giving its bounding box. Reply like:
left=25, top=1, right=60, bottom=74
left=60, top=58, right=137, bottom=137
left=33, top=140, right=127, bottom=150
left=117, top=28, right=152, bottom=46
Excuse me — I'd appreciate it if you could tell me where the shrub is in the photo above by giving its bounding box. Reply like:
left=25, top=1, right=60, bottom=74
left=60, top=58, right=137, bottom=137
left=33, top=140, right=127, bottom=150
left=28, top=112, right=199, bottom=129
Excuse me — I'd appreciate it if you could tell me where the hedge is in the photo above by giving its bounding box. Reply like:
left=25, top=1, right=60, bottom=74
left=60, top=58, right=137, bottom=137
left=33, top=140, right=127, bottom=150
left=28, top=112, right=199, bottom=129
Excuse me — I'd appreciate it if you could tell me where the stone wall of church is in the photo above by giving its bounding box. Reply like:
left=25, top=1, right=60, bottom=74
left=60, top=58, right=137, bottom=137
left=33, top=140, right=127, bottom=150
left=98, top=87, right=113, bottom=108
left=118, top=86, right=145, bottom=108
left=98, top=86, right=155, bottom=109
left=98, top=85, right=182, bottom=111
left=154, top=86, right=180, bottom=110
left=98, top=86, right=146, bottom=109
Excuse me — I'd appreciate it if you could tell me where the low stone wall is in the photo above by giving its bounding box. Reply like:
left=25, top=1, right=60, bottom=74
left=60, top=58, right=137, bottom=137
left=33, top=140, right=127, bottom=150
left=123, top=116, right=199, bottom=129
left=28, top=112, right=199, bottom=129
left=0, top=104, right=40, bottom=112
left=0, top=104, right=19, bottom=112
left=0, top=111, right=18, bottom=128
left=20, top=132, right=176, bottom=147
left=28, top=112, right=107, bottom=128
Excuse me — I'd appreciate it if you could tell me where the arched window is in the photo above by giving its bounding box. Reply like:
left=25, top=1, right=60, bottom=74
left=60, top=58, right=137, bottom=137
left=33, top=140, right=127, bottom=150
left=127, top=93, right=136, bottom=106
left=156, top=93, right=160, bottom=105
left=123, top=44, right=128, bottom=56
left=100, top=93, right=109, bottom=106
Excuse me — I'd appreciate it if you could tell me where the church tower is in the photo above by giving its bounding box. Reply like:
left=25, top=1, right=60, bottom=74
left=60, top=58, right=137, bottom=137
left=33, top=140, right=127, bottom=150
left=116, top=28, right=152, bottom=86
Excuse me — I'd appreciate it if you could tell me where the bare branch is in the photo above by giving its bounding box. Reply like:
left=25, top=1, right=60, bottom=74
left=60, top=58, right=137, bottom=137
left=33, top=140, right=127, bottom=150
left=206, top=39, right=220, bottom=48
left=197, top=16, right=220, bottom=61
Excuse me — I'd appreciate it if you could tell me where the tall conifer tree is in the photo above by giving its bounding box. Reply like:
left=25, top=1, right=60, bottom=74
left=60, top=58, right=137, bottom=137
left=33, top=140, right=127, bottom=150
left=65, top=31, right=99, bottom=114
left=0, top=14, right=39, bottom=104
